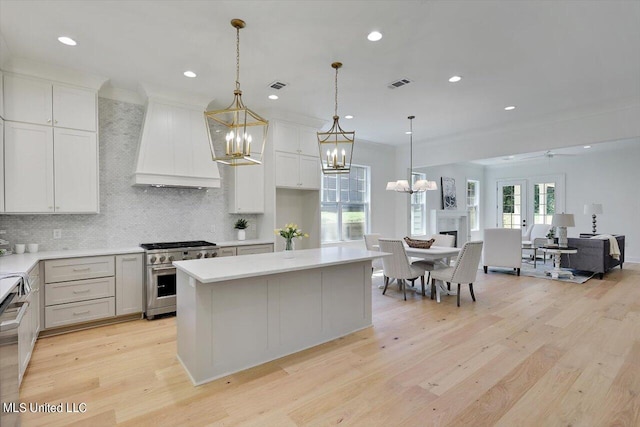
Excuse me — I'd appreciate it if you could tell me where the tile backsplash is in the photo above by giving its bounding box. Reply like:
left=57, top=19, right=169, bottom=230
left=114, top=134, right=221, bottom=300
left=0, top=98, right=257, bottom=251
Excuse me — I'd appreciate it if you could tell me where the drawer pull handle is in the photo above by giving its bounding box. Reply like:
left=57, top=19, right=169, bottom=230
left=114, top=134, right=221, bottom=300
left=72, top=289, right=91, bottom=294
left=72, top=267, right=91, bottom=272
left=122, top=257, right=137, bottom=261
left=73, top=310, right=90, bottom=316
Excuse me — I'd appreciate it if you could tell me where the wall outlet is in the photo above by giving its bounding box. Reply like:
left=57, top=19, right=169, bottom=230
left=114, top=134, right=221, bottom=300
left=53, top=229, right=62, bottom=239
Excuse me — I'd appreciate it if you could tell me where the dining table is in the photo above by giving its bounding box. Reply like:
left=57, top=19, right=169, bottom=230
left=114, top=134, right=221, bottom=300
left=373, top=244, right=461, bottom=302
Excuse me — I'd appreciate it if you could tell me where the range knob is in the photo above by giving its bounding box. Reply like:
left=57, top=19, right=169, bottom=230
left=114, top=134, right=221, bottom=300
left=196, top=253, right=203, bottom=259
left=211, top=252, right=218, bottom=257
left=159, top=256, right=166, bottom=263
left=204, top=252, right=210, bottom=258
left=168, top=256, right=174, bottom=262
left=150, top=256, right=157, bottom=263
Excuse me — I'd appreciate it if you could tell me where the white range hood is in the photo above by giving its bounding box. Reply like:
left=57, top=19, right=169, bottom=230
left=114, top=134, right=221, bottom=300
left=133, top=96, right=221, bottom=188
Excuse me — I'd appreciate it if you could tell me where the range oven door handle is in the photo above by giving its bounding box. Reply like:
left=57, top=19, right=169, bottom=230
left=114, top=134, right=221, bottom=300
left=151, top=267, right=176, bottom=273
left=0, top=301, right=29, bottom=332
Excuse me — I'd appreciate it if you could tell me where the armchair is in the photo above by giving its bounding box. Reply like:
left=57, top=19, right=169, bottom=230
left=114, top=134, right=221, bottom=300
left=483, top=228, right=522, bottom=276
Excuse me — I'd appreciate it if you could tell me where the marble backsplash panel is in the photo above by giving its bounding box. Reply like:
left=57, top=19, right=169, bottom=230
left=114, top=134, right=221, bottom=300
left=0, top=98, right=257, bottom=251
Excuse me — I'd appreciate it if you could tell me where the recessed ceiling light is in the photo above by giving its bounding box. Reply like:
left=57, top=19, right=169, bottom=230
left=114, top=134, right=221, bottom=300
left=508, top=155, right=515, bottom=159
left=183, top=71, right=197, bottom=78
left=405, top=131, right=412, bottom=135
left=504, top=105, right=516, bottom=111
left=448, top=75, right=462, bottom=83
left=268, top=94, right=278, bottom=100
left=345, top=115, right=354, bottom=119
left=367, top=31, right=382, bottom=42
left=584, top=145, right=591, bottom=149
left=215, top=129, right=221, bottom=133
left=57, top=36, right=77, bottom=46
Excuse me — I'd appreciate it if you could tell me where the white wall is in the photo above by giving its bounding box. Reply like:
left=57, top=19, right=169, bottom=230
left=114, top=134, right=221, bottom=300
left=323, top=139, right=397, bottom=248
left=413, top=163, right=485, bottom=241
left=483, top=140, right=640, bottom=262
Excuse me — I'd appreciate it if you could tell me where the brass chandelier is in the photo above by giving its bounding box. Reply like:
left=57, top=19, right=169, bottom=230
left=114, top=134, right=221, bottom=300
left=317, top=62, right=355, bottom=174
left=204, top=19, right=268, bottom=166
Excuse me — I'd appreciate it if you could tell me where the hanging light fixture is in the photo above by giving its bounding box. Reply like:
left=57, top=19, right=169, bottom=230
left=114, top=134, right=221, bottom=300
left=204, top=19, right=268, bottom=166
left=386, top=115, right=438, bottom=193
left=317, top=62, right=355, bottom=174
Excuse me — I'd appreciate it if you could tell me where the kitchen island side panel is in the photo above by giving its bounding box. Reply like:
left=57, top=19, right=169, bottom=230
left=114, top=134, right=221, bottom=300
left=176, top=260, right=372, bottom=385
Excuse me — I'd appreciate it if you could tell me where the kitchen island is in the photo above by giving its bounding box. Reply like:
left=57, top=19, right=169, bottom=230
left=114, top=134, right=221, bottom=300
left=173, top=246, right=387, bottom=386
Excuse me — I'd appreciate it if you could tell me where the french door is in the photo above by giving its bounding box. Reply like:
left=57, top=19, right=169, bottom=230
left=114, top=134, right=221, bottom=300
left=497, top=175, right=565, bottom=229
left=497, top=180, right=528, bottom=229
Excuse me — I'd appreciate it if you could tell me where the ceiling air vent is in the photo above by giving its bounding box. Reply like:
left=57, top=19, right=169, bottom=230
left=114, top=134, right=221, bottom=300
left=268, top=81, right=288, bottom=90
left=388, top=78, right=413, bottom=89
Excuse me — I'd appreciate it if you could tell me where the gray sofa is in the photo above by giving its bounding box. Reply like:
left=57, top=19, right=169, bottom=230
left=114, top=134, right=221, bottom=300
left=560, top=235, right=625, bottom=279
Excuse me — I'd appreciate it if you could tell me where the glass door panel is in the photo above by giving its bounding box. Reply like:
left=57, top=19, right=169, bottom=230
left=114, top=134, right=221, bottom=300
left=497, top=180, right=528, bottom=229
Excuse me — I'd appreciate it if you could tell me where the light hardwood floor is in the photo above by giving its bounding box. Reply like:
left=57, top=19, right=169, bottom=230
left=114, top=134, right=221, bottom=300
left=19, top=263, right=640, bottom=426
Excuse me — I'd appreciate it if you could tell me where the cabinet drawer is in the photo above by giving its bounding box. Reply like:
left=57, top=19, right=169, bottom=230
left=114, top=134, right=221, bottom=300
left=45, top=297, right=115, bottom=329
left=237, top=244, right=274, bottom=256
left=218, top=247, right=237, bottom=257
left=45, top=277, right=115, bottom=306
left=45, top=256, right=114, bottom=283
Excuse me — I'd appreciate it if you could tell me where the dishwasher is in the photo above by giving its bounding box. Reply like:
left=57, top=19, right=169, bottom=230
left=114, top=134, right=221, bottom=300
left=0, top=286, right=29, bottom=427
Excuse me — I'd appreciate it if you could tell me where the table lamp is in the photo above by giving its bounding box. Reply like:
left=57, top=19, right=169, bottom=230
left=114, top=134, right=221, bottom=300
left=552, top=213, right=575, bottom=248
left=583, top=203, right=603, bottom=234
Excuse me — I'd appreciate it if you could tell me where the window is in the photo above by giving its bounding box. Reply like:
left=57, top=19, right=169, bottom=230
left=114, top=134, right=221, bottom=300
left=466, top=180, right=480, bottom=231
left=411, top=172, right=427, bottom=235
left=321, top=165, right=370, bottom=242
left=533, top=182, right=555, bottom=224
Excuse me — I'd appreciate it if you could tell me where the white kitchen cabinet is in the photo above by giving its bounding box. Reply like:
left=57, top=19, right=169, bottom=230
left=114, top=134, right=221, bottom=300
left=275, top=151, right=321, bottom=190
left=273, top=121, right=319, bottom=157
left=18, top=292, right=33, bottom=385
left=299, top=155, right=322, bottom=189
left=3, top=74, right=53, bottom=126
left=236, top=244, right=274, bottom=255
left=53, top=85, right=97, bottom=132
left=0, top=71, right=4, bottom=119
left=3, top=122, right=98, bottom=213
left=28, top=263, right=41, bottom=343
left=228, top=162, right=265, bottom=214
left=3, top=74, right=96, bottom=131
left=4, top=121, right=54, bottom=213
left=218, top=247, right=237, bottom=257
left=54, top=128, right=98, bottom=213
left=115, top=254, right=144, bottom=316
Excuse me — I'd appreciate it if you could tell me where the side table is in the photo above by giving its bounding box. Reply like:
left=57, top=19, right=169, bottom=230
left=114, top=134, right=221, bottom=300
left=539, top=246, right=578, bottom=279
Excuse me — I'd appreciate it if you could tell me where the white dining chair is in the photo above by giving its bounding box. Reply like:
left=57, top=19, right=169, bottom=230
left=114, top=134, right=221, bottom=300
left=430, top=241, right=484, bottom=306
left=378, top=239, right=426, bottom=300
left=363, top=233, right=384, bottom=273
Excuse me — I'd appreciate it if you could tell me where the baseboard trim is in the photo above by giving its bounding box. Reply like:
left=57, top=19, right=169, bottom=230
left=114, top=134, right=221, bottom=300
left=39, top=313, right=143, bottom=338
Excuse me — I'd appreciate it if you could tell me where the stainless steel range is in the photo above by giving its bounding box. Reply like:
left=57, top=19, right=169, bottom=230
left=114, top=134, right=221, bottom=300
left=141, top=241, right=218, bottom=319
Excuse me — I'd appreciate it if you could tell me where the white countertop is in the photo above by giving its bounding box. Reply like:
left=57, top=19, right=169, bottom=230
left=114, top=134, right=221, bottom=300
left=174, top=246, right=388, bottom=284
left=0, top=247, right=144, bottom=304
left=215, top=239, right=274, bottom=247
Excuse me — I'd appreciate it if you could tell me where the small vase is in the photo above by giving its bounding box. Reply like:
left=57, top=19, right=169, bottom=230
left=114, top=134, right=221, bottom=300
left=283, top=239, right=294, bottom=258
left=237, top=229, right=246, bottom=241
left=547, top=238, right=554, bottom=246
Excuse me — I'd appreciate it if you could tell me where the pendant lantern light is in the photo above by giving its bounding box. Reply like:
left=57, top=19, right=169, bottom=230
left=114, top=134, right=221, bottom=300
left=317, top=62, right=355, bottom=174
left=204, top=19, right=268, bottom=166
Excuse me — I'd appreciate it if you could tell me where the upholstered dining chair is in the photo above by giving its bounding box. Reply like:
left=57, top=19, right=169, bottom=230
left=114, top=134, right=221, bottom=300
left=378, top=238, right=426, bottom=300
left=364, top=233, right=384, bottom=273
left=431, top=234, right=456, bottom=248
left=430, top=241, right=484, bottom=306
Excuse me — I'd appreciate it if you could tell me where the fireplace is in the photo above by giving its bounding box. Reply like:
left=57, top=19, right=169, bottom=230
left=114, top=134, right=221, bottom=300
left=440, top=231, right=458, bottom=247
left=430, top=209, right=471, bottom=248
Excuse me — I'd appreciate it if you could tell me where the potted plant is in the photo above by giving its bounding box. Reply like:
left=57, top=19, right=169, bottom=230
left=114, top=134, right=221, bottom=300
left=234, top=218, right=248, bottom=241
left=546, top=228, right=555, bottom=245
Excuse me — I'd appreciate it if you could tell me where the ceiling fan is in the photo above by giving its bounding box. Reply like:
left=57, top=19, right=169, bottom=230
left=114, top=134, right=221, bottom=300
left=519, top=150, right=576, bottom=160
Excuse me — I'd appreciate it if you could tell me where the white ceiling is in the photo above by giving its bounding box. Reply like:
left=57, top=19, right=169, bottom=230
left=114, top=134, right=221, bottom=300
left=1, top=0, right=639, bottom=145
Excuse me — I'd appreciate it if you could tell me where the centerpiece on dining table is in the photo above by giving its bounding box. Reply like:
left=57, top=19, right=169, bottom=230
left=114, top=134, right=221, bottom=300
left=275, top=223, right=309, bottom=258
